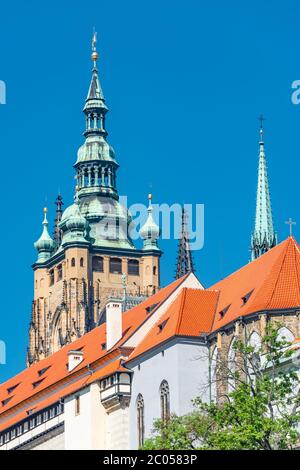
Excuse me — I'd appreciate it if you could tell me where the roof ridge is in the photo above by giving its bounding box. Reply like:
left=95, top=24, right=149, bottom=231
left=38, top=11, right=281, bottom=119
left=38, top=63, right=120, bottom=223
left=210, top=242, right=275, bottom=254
left=264, top=237, right=295, bottom=309
left=208, top=290, right=221, bottom=334
left=175, top=288, right=188, bottom=334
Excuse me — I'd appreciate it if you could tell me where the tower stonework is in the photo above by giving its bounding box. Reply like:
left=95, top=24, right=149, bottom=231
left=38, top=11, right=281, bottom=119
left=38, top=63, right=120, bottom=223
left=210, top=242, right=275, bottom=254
left=27, top=37, right=161, bottom=365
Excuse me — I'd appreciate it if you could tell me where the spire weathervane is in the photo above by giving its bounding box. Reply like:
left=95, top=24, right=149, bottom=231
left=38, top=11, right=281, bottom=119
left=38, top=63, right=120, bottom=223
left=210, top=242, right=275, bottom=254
left=91, top=29, right=98, bottom=67
left=285, top=218, right=296, bottom=237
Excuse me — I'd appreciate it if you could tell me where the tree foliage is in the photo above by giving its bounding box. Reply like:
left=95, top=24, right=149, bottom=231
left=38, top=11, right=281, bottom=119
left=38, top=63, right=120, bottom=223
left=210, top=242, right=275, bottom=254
left=142, top=323, right=300, bottom=450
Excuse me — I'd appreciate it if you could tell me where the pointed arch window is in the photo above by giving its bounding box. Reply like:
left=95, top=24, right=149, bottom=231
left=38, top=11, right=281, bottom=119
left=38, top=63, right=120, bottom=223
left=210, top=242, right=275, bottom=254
left=57, top=264, right=62, bottom=281
left=210, top=347, right=218, bottom=403
left=71, top=258, right=76, bottom=268
left=228, top=339, right=236, bottom=393
left=136, top=394, right=144, bottom=448
left=160, top=380, right=170, bottom=422
left=277, top=327, right=295, bottom=344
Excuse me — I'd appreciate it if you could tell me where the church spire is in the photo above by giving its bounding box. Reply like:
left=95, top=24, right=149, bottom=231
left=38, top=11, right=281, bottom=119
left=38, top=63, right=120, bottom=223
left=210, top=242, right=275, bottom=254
left=83, top=31, right=108, bottom=138
left=175, top=207, right=195, bottom=279
left=251, top=117, right=277, bottom=261
left=74, top=32, right=119, bottom=200
left=53, top=194, right=64, bottom=246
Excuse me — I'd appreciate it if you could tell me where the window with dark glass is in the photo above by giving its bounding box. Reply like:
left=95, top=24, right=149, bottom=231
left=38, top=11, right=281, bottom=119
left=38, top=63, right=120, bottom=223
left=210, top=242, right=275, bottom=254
left=128, top=259, right=139, bottom=276
left=92, top=256, right=104, bottom=273
left=137, top=394, right=145, bottom=448
left=75, top=396, right=80, bottom=416
left=71, top=258, right=76, bottom=267
left=160, top=380, right=170, bottom=422
left=109, top=257, right=122, bottom=274
left=49, top=270, right=54, bottom=286
left=80, top=257, right=84, bottom=267
left=57, top=264, right=62, bottom=281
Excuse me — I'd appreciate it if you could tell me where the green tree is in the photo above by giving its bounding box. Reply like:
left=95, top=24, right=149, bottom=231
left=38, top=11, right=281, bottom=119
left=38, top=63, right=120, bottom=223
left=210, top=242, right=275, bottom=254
left=142, top=323, right=300, bottom=450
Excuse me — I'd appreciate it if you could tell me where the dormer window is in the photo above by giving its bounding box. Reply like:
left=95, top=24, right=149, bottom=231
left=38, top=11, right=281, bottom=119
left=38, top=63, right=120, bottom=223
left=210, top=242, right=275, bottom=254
left=32, top=378, right=45, bottom=389
left=38, top=365, right=51, bottom=377
left=241, top=290, right=254, bottom=306
left=146, top=303, right=158, bottom=314
left=219, top=305, right=231, bottom=319
left=7, top=383, right=19, bottom=394
left=2, top=397, right=13, bottom=407
left=158, top=319, right=169, bottom=332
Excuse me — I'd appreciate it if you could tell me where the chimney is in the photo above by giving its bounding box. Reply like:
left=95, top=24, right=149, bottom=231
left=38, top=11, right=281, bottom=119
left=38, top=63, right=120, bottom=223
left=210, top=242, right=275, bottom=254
left=68, top=350, right=84, bottom=372
left=106, top=300, right=123, bottom=350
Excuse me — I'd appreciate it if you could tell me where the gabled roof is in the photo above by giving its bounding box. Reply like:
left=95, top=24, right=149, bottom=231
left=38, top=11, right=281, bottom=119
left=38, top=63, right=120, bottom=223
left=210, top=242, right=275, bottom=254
left=128, top=289, right=219, bottom=362
left=0, top=273, right=188, bottom=431
left=210, top=237, right=300, bottom=331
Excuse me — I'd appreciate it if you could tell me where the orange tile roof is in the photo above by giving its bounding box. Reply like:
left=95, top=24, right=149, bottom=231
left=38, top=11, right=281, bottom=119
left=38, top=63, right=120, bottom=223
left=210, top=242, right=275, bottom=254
left=210, top=237, right=300, bottom=332
left=1, top=238, right=300, bottom=432
left=0, top=274, right=187, bottom=431
left=128, top=288, right=219, bottom=361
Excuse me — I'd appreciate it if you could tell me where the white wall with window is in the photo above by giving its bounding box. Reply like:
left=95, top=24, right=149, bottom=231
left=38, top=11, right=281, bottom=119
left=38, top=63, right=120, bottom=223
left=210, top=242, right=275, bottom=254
left=128, top=339, right=209, bottom=449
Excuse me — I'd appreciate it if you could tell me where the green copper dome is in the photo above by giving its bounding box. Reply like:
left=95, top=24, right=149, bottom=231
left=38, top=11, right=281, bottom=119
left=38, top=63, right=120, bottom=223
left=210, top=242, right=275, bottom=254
left=140, top=194, right=160, bottom=250
left=34, top=209, right=56, bottom=262
left=76, top=135, right=117, bottom=164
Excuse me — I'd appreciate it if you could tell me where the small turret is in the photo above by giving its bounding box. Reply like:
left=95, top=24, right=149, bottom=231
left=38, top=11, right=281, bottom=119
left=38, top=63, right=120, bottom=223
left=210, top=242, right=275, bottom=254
left=140, top=194, right=160, bottom=250
left=34, top=208, right=56, bottom=263
left=61, top=189, right=88, bottom=246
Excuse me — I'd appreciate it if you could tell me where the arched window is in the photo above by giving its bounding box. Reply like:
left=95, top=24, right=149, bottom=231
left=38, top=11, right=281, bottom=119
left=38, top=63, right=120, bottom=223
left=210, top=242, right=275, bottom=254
left=210, top=347, right=218, bottom=403
left=109, top=257, right=122, bottom=274
left=153, top=266, right=157, bottom=276
left=136, top=394, right=144, bottom=448
left=249, top=331, right=261, bottom=352
left=71, top=258, right=76, bottom=268
left=93, top=256, right=104, bottom=272
left=277, top=327, right=295, bottom=344
left=80, top=258, right=84, bottom=268
left=49, top=270, right=54, bottom=286
left=57, top=264, right=62, bottom=281
left=160, top=380, right=170, bottom=421
left=247, top=332, right=262, bottom=380
left=228, top=339, right=236, bottom=393
left=128, top=259, right=139, bottom=276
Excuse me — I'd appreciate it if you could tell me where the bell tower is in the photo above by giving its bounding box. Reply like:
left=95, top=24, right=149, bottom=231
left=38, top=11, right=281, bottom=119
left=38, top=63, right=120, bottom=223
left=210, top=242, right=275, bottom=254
left=27, top=34, right=162, bottom=365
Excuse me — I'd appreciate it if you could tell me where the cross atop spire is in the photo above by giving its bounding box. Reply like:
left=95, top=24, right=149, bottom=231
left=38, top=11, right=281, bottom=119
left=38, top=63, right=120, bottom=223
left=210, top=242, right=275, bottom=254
left=285, top=218, right=296, bottom=236
left=251, top=118, right=277, bottom=260
left=175, top=207, right=195, bottom=279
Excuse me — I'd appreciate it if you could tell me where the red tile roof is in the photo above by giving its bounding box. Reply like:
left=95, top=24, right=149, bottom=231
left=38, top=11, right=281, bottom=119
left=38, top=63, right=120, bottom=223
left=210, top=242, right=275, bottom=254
left=210, top=237, right=300, bottom=331
left=128, top=288, right=219, bottom=361
left=1, top=238, right=300, bottom=432
left=0, top=274, right=188, bottom=431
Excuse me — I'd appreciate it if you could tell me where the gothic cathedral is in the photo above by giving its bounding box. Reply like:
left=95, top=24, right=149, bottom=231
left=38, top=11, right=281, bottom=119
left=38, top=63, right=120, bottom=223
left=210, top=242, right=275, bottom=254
left=27, top=37, right=162, bottom=365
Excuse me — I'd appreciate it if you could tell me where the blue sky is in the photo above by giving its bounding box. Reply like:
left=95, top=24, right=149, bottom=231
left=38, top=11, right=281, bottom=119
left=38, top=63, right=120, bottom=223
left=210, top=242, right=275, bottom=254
left=0, top=0, right=300, bottom=381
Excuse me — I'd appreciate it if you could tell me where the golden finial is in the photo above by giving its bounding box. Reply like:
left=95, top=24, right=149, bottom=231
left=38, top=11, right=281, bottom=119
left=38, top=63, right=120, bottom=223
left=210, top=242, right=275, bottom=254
left=91, top=29, right=99, bottom=62
left=148, top=193, right=152, bottom=201
left=43, top=207, right=48, bottom=214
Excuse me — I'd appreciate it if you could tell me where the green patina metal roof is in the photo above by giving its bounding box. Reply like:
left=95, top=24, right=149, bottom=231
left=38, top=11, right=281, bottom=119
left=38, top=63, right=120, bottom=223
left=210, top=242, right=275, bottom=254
left=251, top=125, right=277, bottom=260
